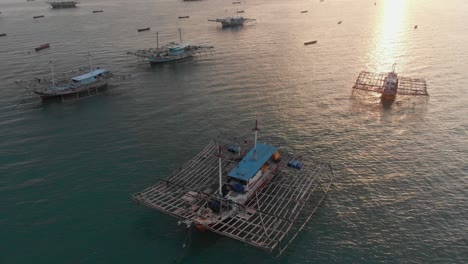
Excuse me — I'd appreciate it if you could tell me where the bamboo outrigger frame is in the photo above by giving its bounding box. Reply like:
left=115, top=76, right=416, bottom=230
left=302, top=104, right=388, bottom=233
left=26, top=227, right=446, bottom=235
left=132, top=135, right=335, bottom=256
left=352, top=71, right=428, bottom=96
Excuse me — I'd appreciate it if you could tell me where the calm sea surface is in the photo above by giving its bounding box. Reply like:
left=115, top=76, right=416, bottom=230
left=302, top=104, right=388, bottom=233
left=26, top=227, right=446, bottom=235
left=0, top=0, right=467, bottom=263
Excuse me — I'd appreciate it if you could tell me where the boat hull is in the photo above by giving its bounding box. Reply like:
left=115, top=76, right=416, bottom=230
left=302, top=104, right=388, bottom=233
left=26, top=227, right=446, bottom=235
left=380, top=93, right=396, bottom=107
left=48, top=2, right=77, bottom=8
left=221, top=21, right=244, bottom=27
left=35, top=83, right=108, bottom=101
left=147, top=53, right=193, bottom=65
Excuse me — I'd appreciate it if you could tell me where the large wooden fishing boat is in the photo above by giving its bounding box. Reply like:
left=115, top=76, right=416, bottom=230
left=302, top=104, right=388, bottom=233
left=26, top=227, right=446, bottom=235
left=127, top=29, right=214, bottom=65
left=17, top=61, right=129, bottom=102
left=133, top=121, right=335, bottom=256
left=352, top=63, right=428, bottom=107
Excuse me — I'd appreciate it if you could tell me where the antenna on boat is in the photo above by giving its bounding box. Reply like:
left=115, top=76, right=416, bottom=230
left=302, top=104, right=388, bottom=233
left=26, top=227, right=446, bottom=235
left=218, top=145, right=223, bottom=196
left=179, top=28, right=182, bottom=43
left=392, top=62, right=397, bottom=73
left=156, top=32, right=159, bottom=49
left=50, top=60, right=55, bottom=89
left=253, top=119, right=259, bottom=160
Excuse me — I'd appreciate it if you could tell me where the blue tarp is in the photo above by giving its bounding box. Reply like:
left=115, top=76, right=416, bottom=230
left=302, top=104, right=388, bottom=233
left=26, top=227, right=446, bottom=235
left=72, top=69, right=108, bottom=82
left=228, top=143, right=277, bottom=181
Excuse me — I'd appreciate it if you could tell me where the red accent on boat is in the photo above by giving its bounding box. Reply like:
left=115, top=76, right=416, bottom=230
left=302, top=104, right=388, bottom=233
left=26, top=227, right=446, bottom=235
left=195, top=224, right=206, bottom=231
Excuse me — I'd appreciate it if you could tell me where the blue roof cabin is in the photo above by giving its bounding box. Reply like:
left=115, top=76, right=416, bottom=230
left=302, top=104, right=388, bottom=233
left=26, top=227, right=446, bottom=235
left=72, top=69, right=108, bottom=85
left=228, top=143, right=277, bottom=184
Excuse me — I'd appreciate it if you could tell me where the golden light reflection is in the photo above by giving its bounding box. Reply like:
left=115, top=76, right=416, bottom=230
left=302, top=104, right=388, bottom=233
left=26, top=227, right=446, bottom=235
left=371, top=0, right=409, bottom=73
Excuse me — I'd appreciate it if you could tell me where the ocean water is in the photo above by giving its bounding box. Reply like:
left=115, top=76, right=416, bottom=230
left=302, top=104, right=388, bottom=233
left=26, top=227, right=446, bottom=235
left=0, top=0, right=467, bottom=263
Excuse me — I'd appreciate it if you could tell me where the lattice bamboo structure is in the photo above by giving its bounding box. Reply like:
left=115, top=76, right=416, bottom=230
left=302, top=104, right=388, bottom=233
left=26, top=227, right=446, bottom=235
left=352, top=71, right=428, bottom=96
left=133, top=136, right=335, bottom=256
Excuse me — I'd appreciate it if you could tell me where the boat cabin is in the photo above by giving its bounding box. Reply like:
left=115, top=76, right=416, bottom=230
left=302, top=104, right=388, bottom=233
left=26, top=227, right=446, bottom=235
left=71, top=68, right=108, bottom=85
left=168, top=43, right=191, bottom=55
left=223, top=143, right=280, bottom=202
left=383, top=71, right=398, bottom=95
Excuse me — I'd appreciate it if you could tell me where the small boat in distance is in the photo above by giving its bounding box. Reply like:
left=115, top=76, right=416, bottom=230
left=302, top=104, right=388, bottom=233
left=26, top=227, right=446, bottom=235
left=46, top=1, right=78, bottom=8
left=33, top=15, right=45, bottom=19
left=301, top=10, right=308, bottom=13
left=93, top=10, right=103, bottom=13
left=137, top=27, right=150, bottom=32
left=232, top=1, right=241, bottom=4
left=338, top=20, right=342, bottom=24
left=208, top=16, right=256, bottom=27
left=178, top=16, right=190, bottom=19
left=304, top=40, right=317, bottom=45
left=414, top=25, right=418, bottom=29
left=35, top=43, right=50, bottom=51
left=236, top=10, right=244, bottom=13
left=0, top=33, right=7, bottom=37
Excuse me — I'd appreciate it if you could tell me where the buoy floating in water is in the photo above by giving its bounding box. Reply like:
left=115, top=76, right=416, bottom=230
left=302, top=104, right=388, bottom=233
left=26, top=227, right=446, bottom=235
left=414, top=25, right=418, bottom=29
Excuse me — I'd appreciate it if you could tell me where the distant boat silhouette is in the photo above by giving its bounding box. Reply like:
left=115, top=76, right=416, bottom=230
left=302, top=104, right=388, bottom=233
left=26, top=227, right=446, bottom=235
left=304, top=40, right=317, bottom=45
left=137, top=27, right=150, bottom=32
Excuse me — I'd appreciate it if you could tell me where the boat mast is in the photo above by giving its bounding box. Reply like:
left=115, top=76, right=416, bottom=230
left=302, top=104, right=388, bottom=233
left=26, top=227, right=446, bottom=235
left=179, top=28, right=182, bottom=43
left=156, top=32, right=159, bottom=49
left=88, top=50, right=92, bottom=70
left=392, top=62, right=397, bottom=73
left=50, top=61, right=55, bottom=88
left=253, top=120, right=259, bottom=160
left=218, top=145, right=223, bottom=195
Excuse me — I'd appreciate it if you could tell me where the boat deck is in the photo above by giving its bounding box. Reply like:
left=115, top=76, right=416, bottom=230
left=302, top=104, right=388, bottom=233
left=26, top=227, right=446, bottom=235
left=352, top=71, right=428, bottom=96
left=132, top=137, right=335, bottom=255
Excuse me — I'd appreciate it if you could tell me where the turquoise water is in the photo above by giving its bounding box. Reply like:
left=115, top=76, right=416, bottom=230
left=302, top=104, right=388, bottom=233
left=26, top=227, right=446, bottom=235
left=0, top=0, right=467, bottom=263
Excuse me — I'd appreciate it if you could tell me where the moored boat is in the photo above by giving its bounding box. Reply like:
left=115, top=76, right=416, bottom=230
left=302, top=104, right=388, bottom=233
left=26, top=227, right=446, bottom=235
left=137, top=27, right=150, bottom=32
left=351, top=63, right=429, bottom=107
left=17, top=60, right=129, bottom=102
left=132, top=120, right=336, bottom=255
left=46, top=1, right=78, bottom=8
left=35, top=43, right=50, bottom=51
left=208, top=16, right=255, bottom=27
left=304, top=40, right=317, bottom=45
left=128, top=29, right=214, bottom=65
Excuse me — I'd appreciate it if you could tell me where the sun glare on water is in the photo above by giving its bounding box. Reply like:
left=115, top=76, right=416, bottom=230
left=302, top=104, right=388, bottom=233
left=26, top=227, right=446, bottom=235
left=372, top=0, right=409, bottom=73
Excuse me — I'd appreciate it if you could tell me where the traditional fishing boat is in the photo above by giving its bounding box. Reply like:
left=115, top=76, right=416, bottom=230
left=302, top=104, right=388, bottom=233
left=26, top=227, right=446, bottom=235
left=208, top=16, right=255, bottom=27
left=352, top=63, right=428, bottom=107
left=17, top=60, right=129, bottom=102
left=127, top=29, right=214, bottom=65
left=133, top=121, right=335, bottom=256
left=46, top=1, right=78, bottom=8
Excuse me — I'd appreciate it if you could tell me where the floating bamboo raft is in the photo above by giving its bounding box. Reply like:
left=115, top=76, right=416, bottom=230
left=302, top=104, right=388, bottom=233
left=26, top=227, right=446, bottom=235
left=352, top=71, right=428, bottom=96
left=133, top=136, right=335, bottom=256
